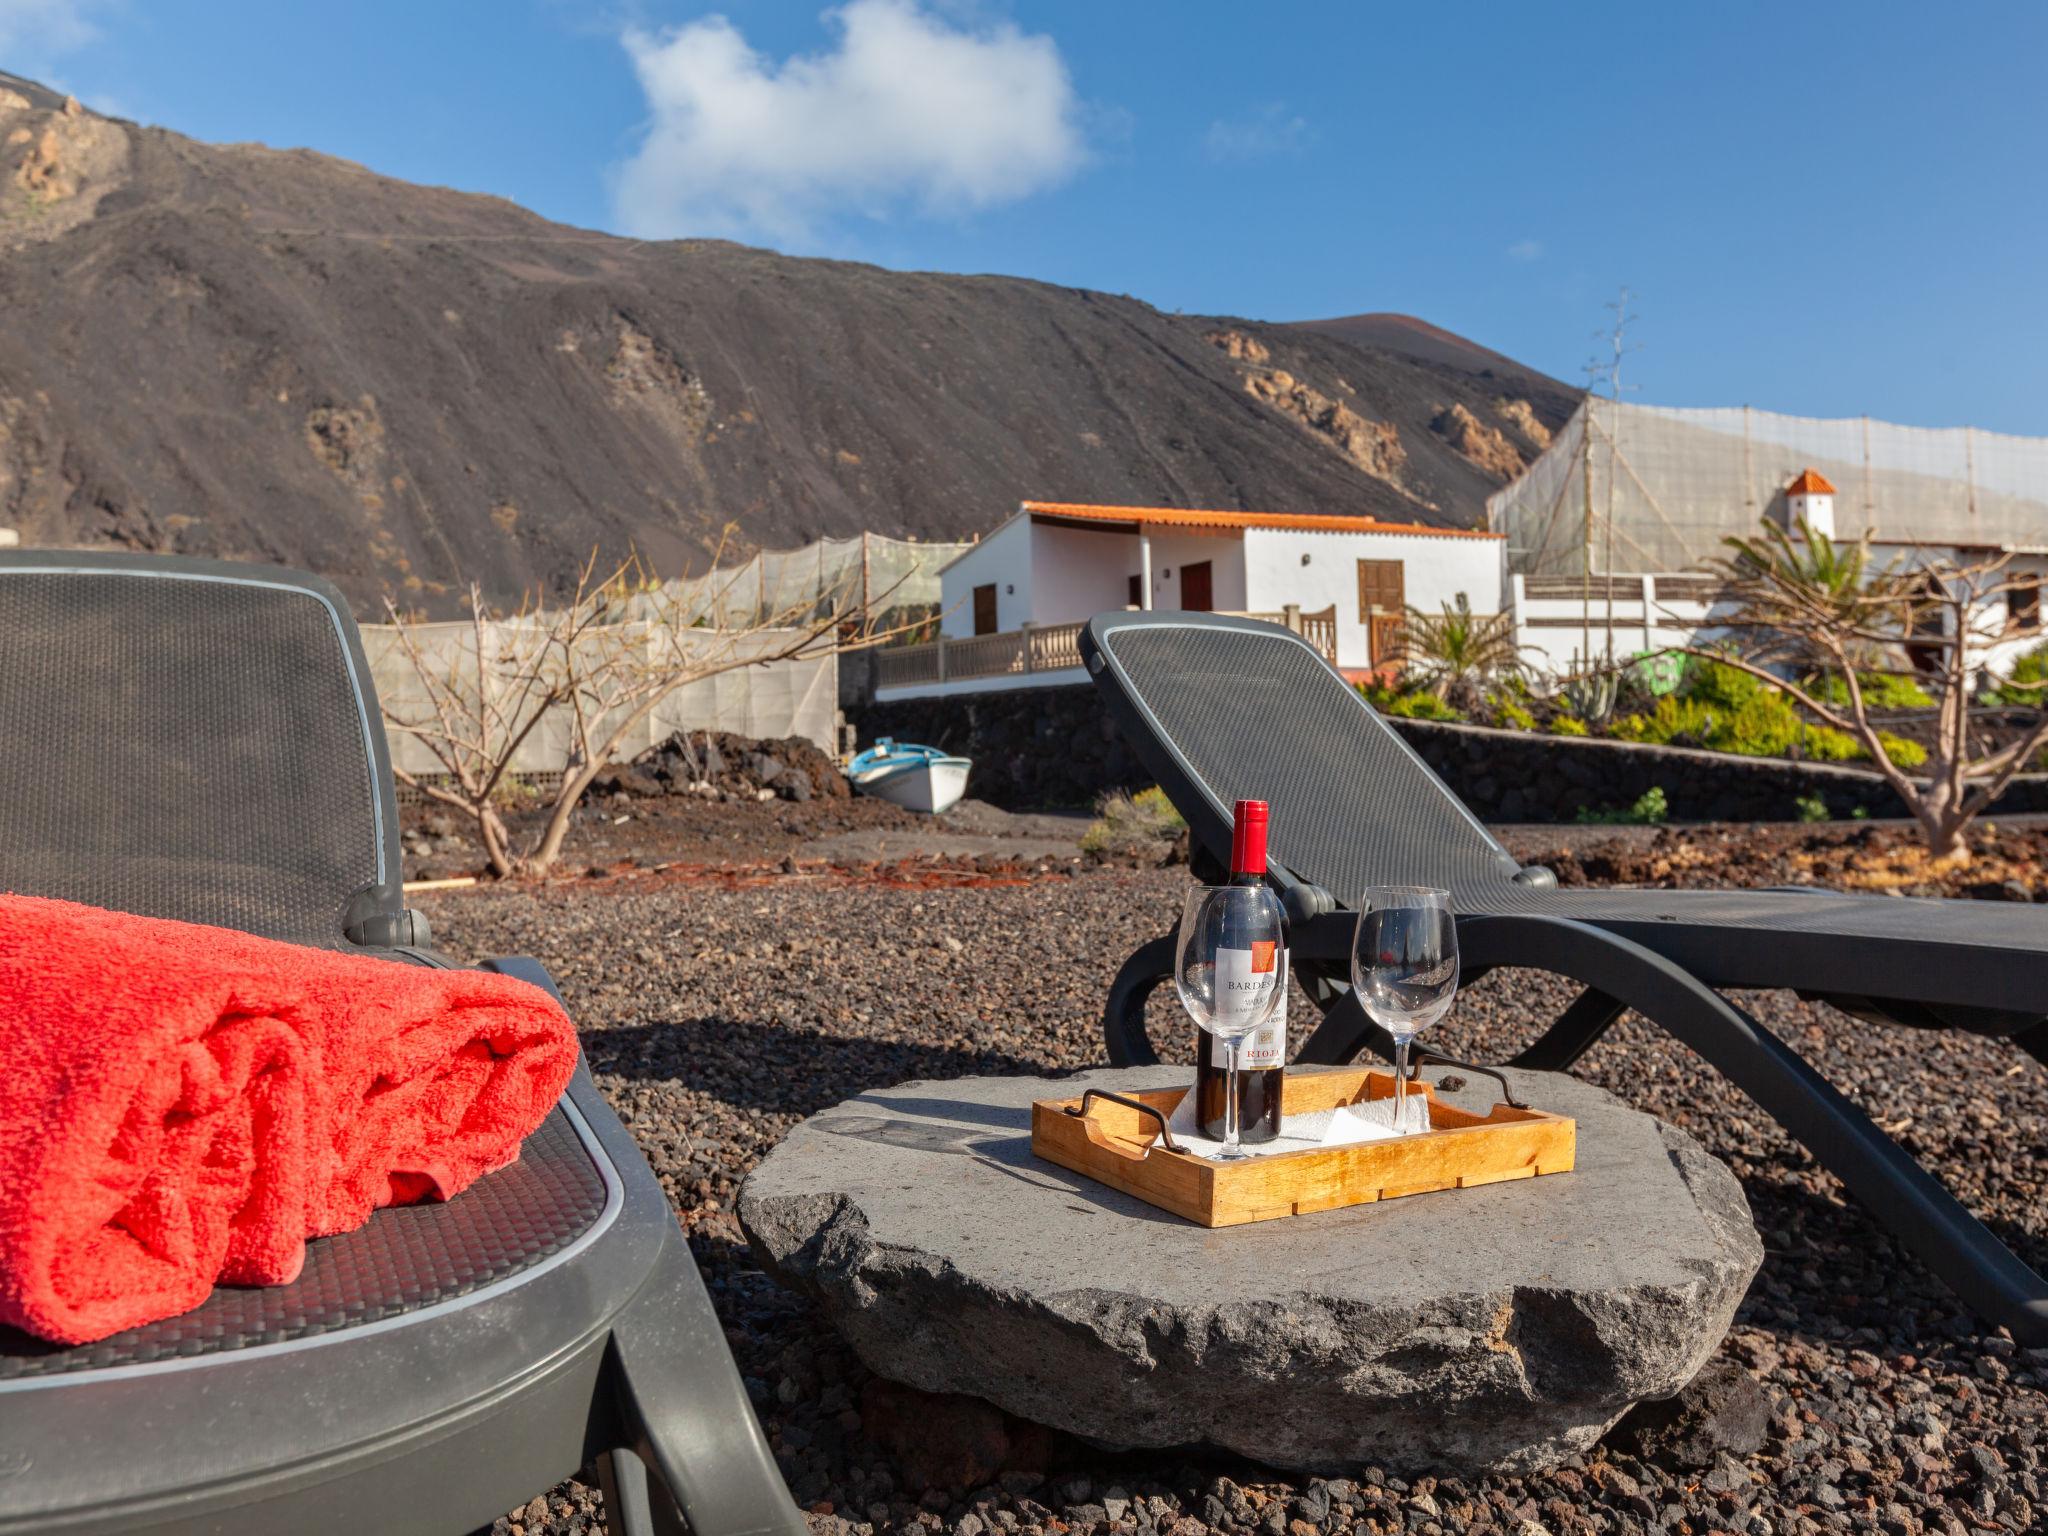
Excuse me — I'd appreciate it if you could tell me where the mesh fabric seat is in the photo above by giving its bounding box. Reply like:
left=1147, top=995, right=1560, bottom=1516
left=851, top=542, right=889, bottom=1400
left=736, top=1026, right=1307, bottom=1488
left=0, top=562, right=394, bottom=945
left=0, top=552, right=803, bottom=1536
left=1085, top=609, right=2048, bottom=1344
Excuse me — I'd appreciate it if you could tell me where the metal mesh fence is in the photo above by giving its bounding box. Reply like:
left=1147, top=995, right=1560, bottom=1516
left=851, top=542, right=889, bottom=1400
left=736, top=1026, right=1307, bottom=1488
left=1491, top=399, right=2048, bottom=576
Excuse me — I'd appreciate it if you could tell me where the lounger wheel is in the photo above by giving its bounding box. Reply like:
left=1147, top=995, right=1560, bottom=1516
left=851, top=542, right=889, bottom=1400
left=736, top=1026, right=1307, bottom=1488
left=1102, top=935, right=1177, bottom=1066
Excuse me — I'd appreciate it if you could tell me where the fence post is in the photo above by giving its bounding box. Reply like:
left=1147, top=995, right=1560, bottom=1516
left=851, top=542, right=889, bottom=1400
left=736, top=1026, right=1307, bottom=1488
left=1282, top=603, right=1301, bottom=633
left=936, top=634, right=947, bottom=684
left=1020, top=620, right=1035, bottom=672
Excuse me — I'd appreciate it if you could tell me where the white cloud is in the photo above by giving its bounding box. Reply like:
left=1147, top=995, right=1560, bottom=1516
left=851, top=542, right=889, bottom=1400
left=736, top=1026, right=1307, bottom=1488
left=0, top=0, right=105, bottom=69
left=611, top=0, right=1088, bottom=243
left=1506, top=237, right=1544, bottom=262
left=1203, top=104, right=1310, bottom=163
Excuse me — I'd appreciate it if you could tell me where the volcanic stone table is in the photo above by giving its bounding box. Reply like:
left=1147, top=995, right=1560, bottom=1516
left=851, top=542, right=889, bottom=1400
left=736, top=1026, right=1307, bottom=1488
left=737, top=1065, right=1761, bottom=1476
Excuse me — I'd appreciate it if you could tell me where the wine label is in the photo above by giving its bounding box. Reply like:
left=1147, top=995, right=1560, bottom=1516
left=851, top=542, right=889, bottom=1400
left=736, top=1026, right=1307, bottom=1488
left=1214, top=943, right=1287, bottom=1068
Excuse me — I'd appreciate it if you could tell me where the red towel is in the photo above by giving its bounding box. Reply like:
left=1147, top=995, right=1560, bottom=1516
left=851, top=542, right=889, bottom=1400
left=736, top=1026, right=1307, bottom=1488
left=0, top=894, right=578, bottom=1345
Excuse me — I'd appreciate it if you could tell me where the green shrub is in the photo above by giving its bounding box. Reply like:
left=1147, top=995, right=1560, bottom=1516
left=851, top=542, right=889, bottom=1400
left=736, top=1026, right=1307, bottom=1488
left=1984, top=642, right=2048, bottom=706
left=1875, top=730, right=1928, bottom=769
left=1080, top=786, right=1185, bottom=856
left=1613, top=671, right=1869, bottom=763
left=1683, top=657, right=1767, bottom=710
left=1794, top=792, right=1831, bottom=822
left=1547, top=714, right=1590, bottom=737
left=1488, top=693, right=1536, bottom=731
left=1575, top=785, right=1670, bottom=825
left=1809, top=670, right=1935, bottom=709
left=1359, top=679, right=1472, bottom=723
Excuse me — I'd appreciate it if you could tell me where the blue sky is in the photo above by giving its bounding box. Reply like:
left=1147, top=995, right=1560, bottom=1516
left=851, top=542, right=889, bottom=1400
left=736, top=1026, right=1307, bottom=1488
left=10, top=1, right=2046, bottom=433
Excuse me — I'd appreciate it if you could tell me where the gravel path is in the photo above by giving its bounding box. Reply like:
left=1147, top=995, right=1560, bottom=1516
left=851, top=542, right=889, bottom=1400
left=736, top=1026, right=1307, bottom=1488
left=425, top=867, right=2048, bottom=1536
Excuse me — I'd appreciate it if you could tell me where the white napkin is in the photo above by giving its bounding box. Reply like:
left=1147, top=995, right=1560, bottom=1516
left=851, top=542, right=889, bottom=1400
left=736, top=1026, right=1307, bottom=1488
left=1154, top=1084, right=1430, bottom=1162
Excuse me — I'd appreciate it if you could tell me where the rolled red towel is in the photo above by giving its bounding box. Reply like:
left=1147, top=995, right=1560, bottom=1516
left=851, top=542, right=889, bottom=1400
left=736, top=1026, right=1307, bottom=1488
left=0, top=894, right=578, bottom=1345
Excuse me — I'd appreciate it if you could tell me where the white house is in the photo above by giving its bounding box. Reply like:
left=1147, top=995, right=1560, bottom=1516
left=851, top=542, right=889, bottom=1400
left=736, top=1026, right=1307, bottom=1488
left=872, top=500, right=1506, bottom=700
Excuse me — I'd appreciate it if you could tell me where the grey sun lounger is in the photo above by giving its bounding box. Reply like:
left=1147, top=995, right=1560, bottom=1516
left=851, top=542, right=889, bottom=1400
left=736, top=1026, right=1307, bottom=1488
left=1083, top=610, right=2048, bottom=1345
left=0, top=552, right=806, bottom=1536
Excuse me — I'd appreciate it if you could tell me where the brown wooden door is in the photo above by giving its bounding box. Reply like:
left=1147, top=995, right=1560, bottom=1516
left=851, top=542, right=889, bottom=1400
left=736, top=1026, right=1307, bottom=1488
left=1357, top=558, right=1405, bottom=621
left=1181, top=560, right=1213, bottom=612
left=1127, top=573, right=1144, bottom=609
left=972, top=583, right=998, bottom=635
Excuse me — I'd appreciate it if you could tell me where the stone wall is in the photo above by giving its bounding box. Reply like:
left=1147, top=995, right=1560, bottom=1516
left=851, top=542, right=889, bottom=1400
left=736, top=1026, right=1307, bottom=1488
left=852, top=684, right=2048, bottom=822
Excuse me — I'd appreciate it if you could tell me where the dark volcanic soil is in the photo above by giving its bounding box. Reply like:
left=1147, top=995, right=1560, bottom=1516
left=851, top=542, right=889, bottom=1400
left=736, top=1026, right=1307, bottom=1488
left=0, top=86, right=1576, bottom=615
left=412, top=822, right=2047, bottom=1536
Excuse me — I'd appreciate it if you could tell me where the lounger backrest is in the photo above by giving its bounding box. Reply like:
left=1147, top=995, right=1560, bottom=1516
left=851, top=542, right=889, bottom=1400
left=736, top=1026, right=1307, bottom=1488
left=0, top=552, right=406, bottom=947
left=1082, top=611, right=1522, bottom=907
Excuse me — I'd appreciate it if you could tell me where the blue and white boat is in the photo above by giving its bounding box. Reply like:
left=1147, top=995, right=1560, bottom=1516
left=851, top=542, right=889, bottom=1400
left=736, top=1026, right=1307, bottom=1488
left=846, top=738, right=972, bottom=814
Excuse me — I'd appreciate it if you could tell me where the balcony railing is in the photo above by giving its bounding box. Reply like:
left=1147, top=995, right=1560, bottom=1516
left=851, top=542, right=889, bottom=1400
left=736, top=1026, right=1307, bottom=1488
left=873, top=606, right=1338, bottom=690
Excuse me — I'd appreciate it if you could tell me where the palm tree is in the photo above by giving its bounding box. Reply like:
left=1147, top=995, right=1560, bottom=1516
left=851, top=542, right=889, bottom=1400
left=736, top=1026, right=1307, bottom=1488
left=1395, top=594, right=1523, bottom=708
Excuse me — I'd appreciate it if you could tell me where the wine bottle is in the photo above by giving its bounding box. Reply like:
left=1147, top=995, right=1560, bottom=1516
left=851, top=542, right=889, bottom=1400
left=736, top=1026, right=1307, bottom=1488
left=1196, top=798, right=1286, bottom=1141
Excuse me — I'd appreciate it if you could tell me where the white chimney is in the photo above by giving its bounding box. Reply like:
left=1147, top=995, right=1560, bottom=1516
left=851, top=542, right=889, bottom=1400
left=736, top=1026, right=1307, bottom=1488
left=1781, top=469, right=1837, bottom=539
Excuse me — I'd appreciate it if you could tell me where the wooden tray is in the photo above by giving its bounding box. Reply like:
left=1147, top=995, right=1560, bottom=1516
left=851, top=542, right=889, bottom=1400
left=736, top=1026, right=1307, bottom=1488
left=1030, top=1067, right=1575, bottom=1227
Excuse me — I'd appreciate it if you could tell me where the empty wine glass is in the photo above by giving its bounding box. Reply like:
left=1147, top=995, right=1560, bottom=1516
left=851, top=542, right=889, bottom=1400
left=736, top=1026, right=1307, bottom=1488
left=1175, top=883, right=1286, bottom=1160
left=1351, top=885, right=1459, bottom=1134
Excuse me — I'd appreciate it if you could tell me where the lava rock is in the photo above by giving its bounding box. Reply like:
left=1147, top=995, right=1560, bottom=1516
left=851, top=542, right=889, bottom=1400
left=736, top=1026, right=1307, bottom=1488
left=739, top=1065, right=1762, bottom=1475
left=1606, top=1360, right=1773, bottom=1470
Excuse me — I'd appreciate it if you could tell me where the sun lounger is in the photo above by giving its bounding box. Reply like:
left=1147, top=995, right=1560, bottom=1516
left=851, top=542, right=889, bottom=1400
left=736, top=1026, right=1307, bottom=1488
left=0, top=551, right=805, bottom=1536
left=1083, top=610, right=2048, bottom=1344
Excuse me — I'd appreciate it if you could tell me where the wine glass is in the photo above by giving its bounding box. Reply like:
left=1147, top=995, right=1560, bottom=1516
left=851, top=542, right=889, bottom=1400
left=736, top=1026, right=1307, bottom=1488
left=1351, top=886, right=1459, bottom=1134
left=1175, top=883, right=1287, bottom=1160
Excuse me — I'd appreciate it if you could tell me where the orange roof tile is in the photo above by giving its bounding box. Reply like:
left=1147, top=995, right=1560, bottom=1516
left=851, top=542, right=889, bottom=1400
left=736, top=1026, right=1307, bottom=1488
left=1019, top=500, right=1503, bottom=539
left=1785, top=469, right=1837, bottom=496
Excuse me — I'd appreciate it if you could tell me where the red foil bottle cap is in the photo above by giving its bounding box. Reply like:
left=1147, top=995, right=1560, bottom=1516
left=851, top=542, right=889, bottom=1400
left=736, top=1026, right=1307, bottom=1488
left=1229, top=799, right=1269, bottom=876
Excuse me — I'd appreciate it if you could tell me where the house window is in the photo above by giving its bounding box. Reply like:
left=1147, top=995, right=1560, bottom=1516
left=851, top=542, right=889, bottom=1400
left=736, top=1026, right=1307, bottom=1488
left=1357, top=558, right=1405, bottom=621
left=2010, top=576, right=2041, bottom=634
left=972, top=583, right=998, bottom=636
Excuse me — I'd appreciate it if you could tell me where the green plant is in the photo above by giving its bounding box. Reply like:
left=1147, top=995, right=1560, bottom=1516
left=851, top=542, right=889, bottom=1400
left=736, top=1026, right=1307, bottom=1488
left=1387, top=691, right=1464, bottom=721
left=1983, top=641, right=2048, bottom=707
left=1876, top=730, right=1928, bottom=769
left=1851, top=805, right=1871, bottom=819
left=1575, top=785, right=1669, bottom=825
left=1488, top=693, right=1536, bottom=731
left=1612, top=667, right=1875, bottom=764
left=1358, top=680, right=1464, bottom=721
left=1809, top=669, right=1935, bottom=709
left=1395, top=594, right=1524, bottom=707
left=1547, top=713, right=1590, bottom=737
left=1080, top=785, right=1186, bottom=856
left=1560, top=667, right=1624, bottom=725
left=1794, top=792, right=1831, bottom=823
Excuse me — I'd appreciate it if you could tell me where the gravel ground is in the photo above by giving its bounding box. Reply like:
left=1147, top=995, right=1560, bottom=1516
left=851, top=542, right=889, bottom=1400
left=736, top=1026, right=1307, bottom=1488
left=426, top=859, right=2048, bottom=1536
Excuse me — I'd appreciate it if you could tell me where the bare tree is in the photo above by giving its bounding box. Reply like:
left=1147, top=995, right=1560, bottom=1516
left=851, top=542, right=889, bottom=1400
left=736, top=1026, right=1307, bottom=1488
left=378, top=550, right=905, bottom=879
left=1689, top=517, right=2048, bottom=860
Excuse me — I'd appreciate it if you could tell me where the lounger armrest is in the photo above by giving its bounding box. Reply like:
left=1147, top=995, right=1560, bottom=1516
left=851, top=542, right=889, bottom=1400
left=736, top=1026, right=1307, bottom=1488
left=479, top=954, right=568, bottom=1008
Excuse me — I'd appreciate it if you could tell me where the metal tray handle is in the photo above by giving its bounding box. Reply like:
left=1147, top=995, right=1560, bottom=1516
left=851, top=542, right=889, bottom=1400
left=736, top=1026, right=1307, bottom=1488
left=1063, top=1088, right=1182, bottom=1153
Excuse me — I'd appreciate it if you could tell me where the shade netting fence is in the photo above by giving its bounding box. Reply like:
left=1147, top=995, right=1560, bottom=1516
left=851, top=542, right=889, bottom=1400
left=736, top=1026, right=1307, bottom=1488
left=1491, top=399, right=2048, bottom=577
left=610, top=533, right=971, bottom=629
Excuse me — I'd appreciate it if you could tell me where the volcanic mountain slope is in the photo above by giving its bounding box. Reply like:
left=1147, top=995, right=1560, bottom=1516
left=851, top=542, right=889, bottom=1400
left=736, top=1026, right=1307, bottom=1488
left=0, top=81, right=1578, bottom=613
